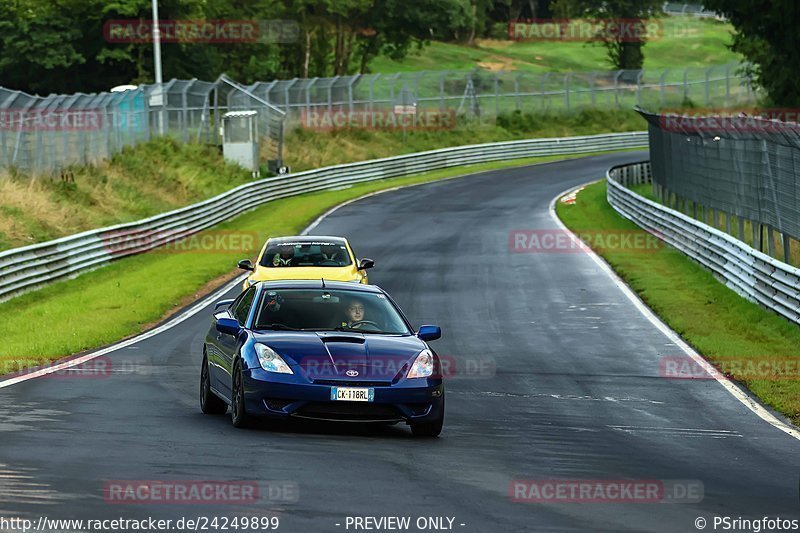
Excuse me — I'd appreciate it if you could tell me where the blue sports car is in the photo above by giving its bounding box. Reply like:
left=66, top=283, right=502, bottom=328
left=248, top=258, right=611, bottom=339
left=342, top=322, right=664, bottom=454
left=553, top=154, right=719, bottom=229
left=201, top=280, right=445, bottom=437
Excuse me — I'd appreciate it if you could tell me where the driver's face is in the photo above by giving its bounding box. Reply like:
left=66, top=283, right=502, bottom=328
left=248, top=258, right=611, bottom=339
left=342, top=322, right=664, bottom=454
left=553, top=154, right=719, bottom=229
left=346, top=302, right=365, bottom=322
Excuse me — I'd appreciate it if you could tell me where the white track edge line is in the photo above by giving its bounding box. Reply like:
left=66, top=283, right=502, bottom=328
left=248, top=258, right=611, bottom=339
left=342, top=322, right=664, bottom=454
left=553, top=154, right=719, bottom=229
left=0, top=154, right=633, bottom=390
left=549, top=182, right=800, bottom=441
left=0, top=273, right=247, bottom=389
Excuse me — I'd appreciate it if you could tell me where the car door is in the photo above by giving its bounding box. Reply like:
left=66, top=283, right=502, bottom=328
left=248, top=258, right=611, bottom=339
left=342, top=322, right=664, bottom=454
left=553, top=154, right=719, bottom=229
left=215, top=286, right=256, bottom=398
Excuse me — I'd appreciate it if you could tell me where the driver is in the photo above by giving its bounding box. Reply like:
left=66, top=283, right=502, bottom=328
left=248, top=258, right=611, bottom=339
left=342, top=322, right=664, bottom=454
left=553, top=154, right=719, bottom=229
left=340, top=298, right=367, bottom=329
left=272, top=244, right=295, bottom=267
left=320, top=244, right=340, bottom=263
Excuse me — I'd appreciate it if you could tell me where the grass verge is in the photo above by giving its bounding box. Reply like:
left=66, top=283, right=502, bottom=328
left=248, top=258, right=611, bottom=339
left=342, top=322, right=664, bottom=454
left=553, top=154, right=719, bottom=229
left=0, top=149, right=639, bottom=372
left=557, top=180, right=800, bottom=424
left=285, top=108, right=646, bottom=170
left=1, top=111, right=648, bottom=251
left=369, top=18, right=739, bottom=72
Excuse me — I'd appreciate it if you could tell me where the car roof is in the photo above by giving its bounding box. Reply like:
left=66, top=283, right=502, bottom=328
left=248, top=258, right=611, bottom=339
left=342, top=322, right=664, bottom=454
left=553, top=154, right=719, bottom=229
left=267, top=236, right=348, bottom=245
left=256, top=280, right=384, bottom=293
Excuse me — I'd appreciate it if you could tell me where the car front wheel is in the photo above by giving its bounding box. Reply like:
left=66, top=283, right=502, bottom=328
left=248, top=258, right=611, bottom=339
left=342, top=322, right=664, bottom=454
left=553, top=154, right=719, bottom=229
left=200, top=353, right=227, bottom=415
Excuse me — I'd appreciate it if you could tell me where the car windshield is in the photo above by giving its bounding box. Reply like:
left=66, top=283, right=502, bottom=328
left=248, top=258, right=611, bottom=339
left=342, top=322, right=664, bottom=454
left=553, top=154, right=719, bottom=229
left=253, top=289, right=411, bottom=334
left=260, top=240, right=351, bottom=268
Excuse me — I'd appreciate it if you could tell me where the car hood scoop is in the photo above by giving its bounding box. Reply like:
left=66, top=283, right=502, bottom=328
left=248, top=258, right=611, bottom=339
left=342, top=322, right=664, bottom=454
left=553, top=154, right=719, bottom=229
left=317, top=332, right=366, bottom=344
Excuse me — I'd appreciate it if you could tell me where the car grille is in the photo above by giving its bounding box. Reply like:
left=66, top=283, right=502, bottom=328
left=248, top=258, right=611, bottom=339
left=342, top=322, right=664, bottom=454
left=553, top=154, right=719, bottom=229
left=313, top=379, right=393, bottom=387
left=264, top=398, right=294, bottom=412
left=293, top=402, right=403, bottom=422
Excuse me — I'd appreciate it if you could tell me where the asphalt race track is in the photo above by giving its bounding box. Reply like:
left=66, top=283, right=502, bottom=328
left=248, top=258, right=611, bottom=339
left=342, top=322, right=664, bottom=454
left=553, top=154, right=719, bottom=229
left=2, top=152, right=800, bottom=532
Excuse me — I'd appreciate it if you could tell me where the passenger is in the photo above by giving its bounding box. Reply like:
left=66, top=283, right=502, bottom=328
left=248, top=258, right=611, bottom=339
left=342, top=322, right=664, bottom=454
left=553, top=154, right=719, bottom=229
left=320, top=244, right=341, bottom=263
left=272, top=244, right=295, bottom=267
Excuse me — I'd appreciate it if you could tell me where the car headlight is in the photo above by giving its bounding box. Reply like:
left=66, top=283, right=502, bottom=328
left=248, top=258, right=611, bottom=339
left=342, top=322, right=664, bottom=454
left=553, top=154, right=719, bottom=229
left=255, top=343, right=293, bottom=374
left=407, top=349, right=434, bottom=379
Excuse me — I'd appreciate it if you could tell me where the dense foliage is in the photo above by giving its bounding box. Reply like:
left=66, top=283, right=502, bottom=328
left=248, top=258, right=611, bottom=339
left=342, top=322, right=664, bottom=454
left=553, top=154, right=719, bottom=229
left=703, top=0, right=799, bottom=106
left=0, top=0, right=669, bottom=95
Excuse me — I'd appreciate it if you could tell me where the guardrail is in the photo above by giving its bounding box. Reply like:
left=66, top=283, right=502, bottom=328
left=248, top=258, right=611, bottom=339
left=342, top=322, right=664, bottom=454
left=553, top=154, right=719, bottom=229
left=0, top=132, right=648, bottom=302
left=607, top=161, right=800, bottom=326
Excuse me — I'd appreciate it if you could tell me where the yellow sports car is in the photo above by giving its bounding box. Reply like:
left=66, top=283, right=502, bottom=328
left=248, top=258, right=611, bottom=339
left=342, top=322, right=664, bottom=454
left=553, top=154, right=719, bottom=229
left=237, top=236, right=373, bottom=290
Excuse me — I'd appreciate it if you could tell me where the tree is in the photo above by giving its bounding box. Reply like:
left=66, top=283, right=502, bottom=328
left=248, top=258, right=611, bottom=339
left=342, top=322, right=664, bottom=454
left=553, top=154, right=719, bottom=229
left=555, top=0, right=662, bottom=70
left=703, top=0, right=800, bottom=106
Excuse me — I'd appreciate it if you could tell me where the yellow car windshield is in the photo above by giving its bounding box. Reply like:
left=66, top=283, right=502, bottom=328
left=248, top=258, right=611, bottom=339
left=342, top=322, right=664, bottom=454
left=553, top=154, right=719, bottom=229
left=261, top=240, right=352, bottom=268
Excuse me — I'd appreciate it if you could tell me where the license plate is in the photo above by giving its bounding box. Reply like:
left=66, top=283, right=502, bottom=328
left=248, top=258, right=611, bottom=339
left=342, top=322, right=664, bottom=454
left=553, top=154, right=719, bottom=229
left=330, top=387, right=374, bottom=402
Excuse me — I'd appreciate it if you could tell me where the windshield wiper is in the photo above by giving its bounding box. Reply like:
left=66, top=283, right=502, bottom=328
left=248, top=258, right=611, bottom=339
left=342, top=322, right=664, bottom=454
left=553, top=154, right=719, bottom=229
left=332, top=326, right=395, bottom=334
left=260, top=323, right=299, bottom=331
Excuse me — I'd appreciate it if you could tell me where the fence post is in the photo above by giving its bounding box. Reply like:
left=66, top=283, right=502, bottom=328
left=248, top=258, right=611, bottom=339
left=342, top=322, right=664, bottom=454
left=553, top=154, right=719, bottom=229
left=636, top=70, right=644, bottom=107
left=766, top=225, right=776, bottom=257
left=725, top=63, right=731, bottom=106
left=541, top=72, right=550, bottom=113
left=327, top=76, right=338, bottom=112
left=564, top=73, right=571, bottom=111
left=306, top=77, right=318, bottom=117
left=369, top=74, right=379, bottom=114
left=753, top=221, right=762, bottom=251
left=783, top=233, right=792, bottom=264
left=683, top=68, right=689, bottom=102
left=439, top=72, right=446, bottom=112
left=181, top=81, right=192, bottom=143
left=494, top=72, right=501, bottom=116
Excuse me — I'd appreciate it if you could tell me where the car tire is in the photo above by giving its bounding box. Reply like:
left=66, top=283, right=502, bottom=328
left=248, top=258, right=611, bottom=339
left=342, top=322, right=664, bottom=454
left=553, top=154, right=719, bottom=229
left=231, top=360, right=253, bottom=428
left=200, top=353, right=227, bottom=415
left=410, top=395, right=444, bottom=438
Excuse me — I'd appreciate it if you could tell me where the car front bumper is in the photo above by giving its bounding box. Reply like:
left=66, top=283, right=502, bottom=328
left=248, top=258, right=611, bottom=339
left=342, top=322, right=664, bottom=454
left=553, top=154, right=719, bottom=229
left=242, top=368, right=444, bottom=424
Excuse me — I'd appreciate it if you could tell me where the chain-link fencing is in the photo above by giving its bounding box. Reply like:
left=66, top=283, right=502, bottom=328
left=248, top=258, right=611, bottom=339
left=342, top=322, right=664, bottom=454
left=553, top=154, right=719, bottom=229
left=0, top=64, right=752, bottom=175
left=639, top=107, right=800, bottom=266
left=244, top=63, right=751, bottom=125
left=0, top=75, right=286, bottom=175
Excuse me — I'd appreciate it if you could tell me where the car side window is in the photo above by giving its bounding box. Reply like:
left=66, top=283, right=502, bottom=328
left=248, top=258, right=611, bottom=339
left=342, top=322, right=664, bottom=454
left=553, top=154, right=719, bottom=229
left=232, top=287, right=256, bottom=325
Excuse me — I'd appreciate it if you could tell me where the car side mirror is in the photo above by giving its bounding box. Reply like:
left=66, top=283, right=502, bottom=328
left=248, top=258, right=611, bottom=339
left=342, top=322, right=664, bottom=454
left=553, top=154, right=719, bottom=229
left=216, top=317, right=241, bottom=336
left=417, top=325, right=441, bottom=342
left=358, top=258, right=375, bottom=270
left=238, top=259, right=255, bottom=271
left=214, top=299, right=235, bottom=311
